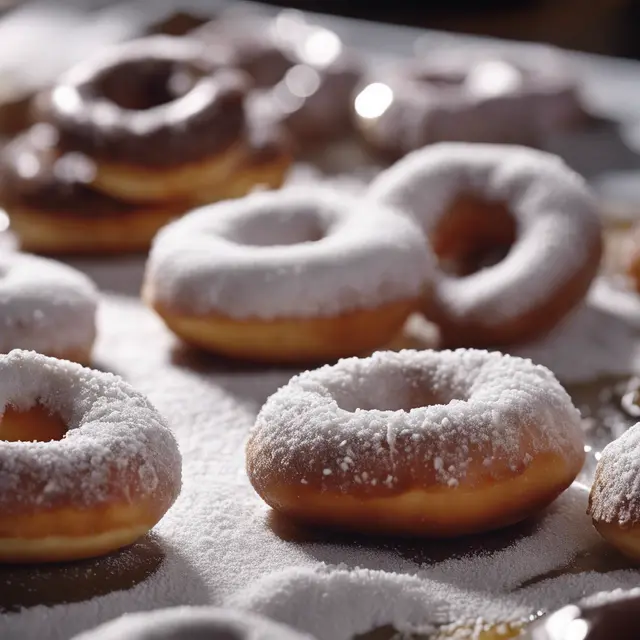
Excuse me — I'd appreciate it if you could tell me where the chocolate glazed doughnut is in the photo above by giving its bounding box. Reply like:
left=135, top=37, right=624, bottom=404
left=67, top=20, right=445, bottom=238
left=38, top=36, right=254, bottom=203
left=0, top=125, right=186, bottom=254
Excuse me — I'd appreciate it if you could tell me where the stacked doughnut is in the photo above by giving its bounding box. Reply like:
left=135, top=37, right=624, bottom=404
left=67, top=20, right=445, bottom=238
left=0, top=35, right=291, bottom=254
left=144, top=143, right=602, bottom=361
left=192, top=10, right=363, bottom=153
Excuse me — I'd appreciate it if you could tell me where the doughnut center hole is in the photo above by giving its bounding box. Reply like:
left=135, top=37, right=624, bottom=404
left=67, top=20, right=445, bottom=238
left=95, top=59, right=203, bottom=110
left=429, top=194, right=516, bottom=277
left=330, top=368, right=466, bottom=412
left=227, top=209, right=326, bottom=247
left=0, top=404, right=67, bottom=442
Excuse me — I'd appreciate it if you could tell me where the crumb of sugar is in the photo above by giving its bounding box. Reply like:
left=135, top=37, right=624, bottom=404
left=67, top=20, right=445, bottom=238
left=144, top=186, right=430, bottom=319
left=368, top=143, right=601, bottom=324
left=249, top=349, right=583, bottom=492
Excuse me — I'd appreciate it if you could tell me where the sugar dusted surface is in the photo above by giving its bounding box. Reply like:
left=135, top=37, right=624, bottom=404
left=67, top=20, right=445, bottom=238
left=249, top=349, right=584, bottom=493
left=0, top=350, right=181, bottom=513
left=144, top=186, right=430, bottom=319
left=368, top=143, right=602, bottom=324
left=3, top=296, right=640, bottom=640
left=589, top=421, right=640, bottom=524
left=0, top=252, right=97, bottom=354
left=72, top=607, right=314, bottom=640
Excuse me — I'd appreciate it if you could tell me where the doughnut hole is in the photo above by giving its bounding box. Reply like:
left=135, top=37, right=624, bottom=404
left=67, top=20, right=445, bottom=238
left=0, top=404, right=67, bottom=442
left=222, top=208, right=326, bottom=247
left=324, top=364, right=466, bottom=412
left=93, top=58, right=205, bottom=110
left=429, top=194, right=516, bottom=277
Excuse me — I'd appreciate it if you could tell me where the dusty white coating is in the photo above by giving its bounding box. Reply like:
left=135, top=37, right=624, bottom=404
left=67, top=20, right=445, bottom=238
left=249, top=348, right=584, bottom=492
left=0, top=350, right=181, bottom=512
left=369, top=143, right=602, bottom=324
left=230, top=567, right=448, bottom=640
left=356, top=46, right=585, bottom=155
left=145, top=187, right=430, bottom=319
left=581, top=587, right=640, bottom=608
left=0, top=252, right=97, bottom=355
left=3, top=297, right=640, bottom=640
left=72, top=607, right=315, bottom=640
left=589, top=421, right=640, bottom=524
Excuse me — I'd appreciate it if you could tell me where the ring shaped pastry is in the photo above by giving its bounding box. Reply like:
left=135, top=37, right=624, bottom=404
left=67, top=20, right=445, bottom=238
left=72, top=607, right=315, bottom=640
left=0, top=350, right=181, bottom=563
left=195, top=12, right=362, bottom=150
left=354, top=48, right=586, bottom=159
left=42, top=36, right=251, bottom=203
left=247, top=349, right=585, bottom=536
left=369, top=143, right=602, bottom=348
left=0, top=125, right=186, bottom=254
left=0, top=252, right=97, bottom=363
left=589, top=421, right=640, bottom=562
left=143, top=188, right=429, bottom=363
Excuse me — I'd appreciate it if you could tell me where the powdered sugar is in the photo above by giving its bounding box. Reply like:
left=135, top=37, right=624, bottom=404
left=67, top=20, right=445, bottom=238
left=2, top=298, right=637, bottom=640
left=0, top=252, right=97, bottom=356
left=72, top=607, right=314, bottom=640
left=230, top=567, right=448, bottom=639
left=144, top=187, right=430, bottom=319
left=589, top=421, right=640, bottom=524
left=0, top=350, right=181, bottom=512
left=249, top=349, right=583, bottom=492
left=368, top=143, right=602, bottom=324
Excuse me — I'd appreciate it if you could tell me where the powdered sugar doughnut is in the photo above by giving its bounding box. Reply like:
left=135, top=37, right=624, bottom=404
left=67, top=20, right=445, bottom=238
left=72, top=607, right=314, bottom=640
left=588, top=422, right=640, bottom=562
left=0, top=252, right=97, bottom=363
left=246, top=349, right=585, bottom=536
left=143, top=187, right=429, bottom=363
left=354, top=47, right=586, bottom=159
left=0, top=350, right=181, bottom=562
left=369, top=143, right=602, bottom=348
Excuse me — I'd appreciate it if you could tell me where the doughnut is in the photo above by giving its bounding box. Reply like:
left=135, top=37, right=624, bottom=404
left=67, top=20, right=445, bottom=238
left=0, top=350, right=181, bottom=563
left=192, top=13, right=296, bottom=88
left=368, top=143, right=602, bottom=348
left=354, top=47, right=587, bottom=159
left=71, top=607, right=314, bottom=640
left=143, top=188, right=429, bottom=363
left=194, top=11, right=363, bottom=150
left=588, top=419, right=640, bottom=561
left=0, top=253, right=97, bottom=364
left=0, top=125, right=186, bottom=254
left=523, top=589, right=640, bottom=639
left=196, top=110, right=292, bottom=204
left=246, top=349, right=585, bottom=536
left=38, top=35, right=286, bottom=204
